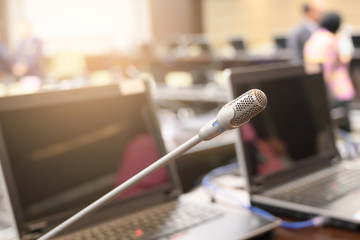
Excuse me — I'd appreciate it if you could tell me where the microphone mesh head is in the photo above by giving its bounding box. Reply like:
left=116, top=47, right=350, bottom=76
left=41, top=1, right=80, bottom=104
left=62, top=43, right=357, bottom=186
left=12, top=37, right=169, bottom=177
left=231, top=89, right=267, bottom=126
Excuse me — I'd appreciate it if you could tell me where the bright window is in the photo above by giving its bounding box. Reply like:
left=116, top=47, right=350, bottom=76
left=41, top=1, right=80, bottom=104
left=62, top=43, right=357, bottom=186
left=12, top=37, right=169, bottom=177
left=21, top=0, right=141, bottom=54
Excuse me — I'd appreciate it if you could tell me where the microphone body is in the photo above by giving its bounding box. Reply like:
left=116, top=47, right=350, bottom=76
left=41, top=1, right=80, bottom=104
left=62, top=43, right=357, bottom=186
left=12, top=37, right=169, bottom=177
left=199, top=89, right=267, bottom=140
left=38, top=89, right=267, bottom=240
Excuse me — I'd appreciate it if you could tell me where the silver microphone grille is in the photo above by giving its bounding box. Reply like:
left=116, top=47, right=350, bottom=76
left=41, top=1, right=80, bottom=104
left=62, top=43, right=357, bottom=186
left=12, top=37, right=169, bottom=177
left=231, top=89, right=267, bottom=126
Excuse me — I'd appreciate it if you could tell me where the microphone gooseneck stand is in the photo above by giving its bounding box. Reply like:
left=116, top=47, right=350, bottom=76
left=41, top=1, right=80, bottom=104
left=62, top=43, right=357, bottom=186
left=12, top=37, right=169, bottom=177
left=38, top=89, right=267, bottom=239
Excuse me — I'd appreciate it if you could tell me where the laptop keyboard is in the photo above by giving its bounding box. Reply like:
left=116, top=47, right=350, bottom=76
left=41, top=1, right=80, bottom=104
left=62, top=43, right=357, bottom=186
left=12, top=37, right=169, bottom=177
left=273, top=168, right=360, bottom=207
left=54, top=201, right=223, bottom=240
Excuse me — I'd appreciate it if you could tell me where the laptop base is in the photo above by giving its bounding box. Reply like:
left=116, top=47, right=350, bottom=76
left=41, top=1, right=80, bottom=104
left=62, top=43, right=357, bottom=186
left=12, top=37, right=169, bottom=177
left=251, top=201, right=360, bottom=230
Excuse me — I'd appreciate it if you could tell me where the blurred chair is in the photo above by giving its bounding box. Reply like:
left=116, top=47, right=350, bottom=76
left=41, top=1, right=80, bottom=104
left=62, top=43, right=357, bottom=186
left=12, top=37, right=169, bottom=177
left=161, top=34, right=212, bottom=58
left=89, top=70, right=114, bottom=86
left=161, top=34, right=192, bottom=58
left=213, top=70, right=228, bottom=88
left=48, top=51, right=87, bottom=80
left=189, top=34, right=212, bottom=56
left=165, top=71, right=193, bottom=87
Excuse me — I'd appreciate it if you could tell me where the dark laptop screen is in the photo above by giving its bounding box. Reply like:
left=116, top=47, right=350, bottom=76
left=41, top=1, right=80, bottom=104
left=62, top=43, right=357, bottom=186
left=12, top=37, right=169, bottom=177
left=274, top=37, right=287, bottom=49
left=352, top=35, right=360, bottom=49
left=231, top=65, right=336, bottom=186
left=0, top=84, right=171, bottom=224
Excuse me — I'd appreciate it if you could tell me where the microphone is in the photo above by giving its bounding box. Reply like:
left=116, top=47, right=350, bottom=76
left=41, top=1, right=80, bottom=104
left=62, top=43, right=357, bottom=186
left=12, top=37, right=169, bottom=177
left=38, top=89, right=267, bottom=240
left=199, top=89, right=267, bottom=140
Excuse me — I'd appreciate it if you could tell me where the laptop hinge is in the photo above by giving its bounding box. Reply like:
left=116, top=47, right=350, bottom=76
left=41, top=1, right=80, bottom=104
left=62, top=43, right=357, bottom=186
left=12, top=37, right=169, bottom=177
left=251, top=185, right=264, bottom=194
left=27, top=220, right=47, bottom=233
left=22, top=221, right=48, bottom=240
left=22, top=232, right=43, bottom=240
left=165, top=189, right=181, bottom=201
left=331, top=156, right=341, bottom=165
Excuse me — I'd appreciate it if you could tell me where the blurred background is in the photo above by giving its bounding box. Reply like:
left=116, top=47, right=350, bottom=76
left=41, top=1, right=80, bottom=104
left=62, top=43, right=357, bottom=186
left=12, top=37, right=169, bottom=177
left=0, top=0, right=359, bottom=190
left=0, top=0, right=357, bottom=89
left=2, top=0, right=360, bottom=237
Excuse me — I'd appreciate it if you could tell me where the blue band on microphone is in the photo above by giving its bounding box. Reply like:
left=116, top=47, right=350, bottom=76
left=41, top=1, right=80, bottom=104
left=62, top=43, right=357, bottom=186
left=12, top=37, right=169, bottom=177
left=212, top=120, right=219, bottom=127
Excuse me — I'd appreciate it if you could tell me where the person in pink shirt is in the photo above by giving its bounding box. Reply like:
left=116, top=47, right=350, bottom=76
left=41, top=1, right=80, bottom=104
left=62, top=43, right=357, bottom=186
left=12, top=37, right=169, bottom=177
left=304, top=12, right=355, bottom=131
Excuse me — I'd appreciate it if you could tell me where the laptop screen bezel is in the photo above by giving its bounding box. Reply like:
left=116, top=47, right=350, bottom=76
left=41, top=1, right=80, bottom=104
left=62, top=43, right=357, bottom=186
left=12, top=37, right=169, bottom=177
left=229, top=63, right=339, bottom=193
left=0, top=81, right=182, bottom=237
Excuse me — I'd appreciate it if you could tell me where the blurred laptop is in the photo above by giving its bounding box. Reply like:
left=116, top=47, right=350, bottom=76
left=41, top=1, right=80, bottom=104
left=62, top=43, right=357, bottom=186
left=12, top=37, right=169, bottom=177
left=352, top=35, right=360, bottom=49
left=229, top=63, right=360, bottom=229
left=273, top=36, right=287, bottom=50
left=0, top=80, right=278, bottom=239
left=229, top=37, right=246, bottom=53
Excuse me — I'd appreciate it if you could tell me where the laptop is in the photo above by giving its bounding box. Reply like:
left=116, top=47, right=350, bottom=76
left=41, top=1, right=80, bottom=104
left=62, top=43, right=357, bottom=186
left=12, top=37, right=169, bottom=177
left=0, top=80, right=278, bottom=240
left=352, top=35, right=360, bottom=49
left=229, top=38, right=246, bottom=52
left=273, top=37, right=287, bottom=50
left=229, top=63, right=360, bottom=229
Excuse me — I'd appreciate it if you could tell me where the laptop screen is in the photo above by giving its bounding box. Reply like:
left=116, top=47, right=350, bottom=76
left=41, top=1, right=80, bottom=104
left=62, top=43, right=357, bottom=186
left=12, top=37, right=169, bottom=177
left=230, top=65, right=337, bottom=188
left=0, top=83, right=174, bottom=229
left=352, top=35, right=360, bottom=49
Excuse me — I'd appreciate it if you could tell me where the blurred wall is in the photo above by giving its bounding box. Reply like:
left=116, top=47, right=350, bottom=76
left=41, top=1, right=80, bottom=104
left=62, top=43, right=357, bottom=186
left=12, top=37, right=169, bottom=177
left=4, top=0, right=21, bottom=49
left=203, top=0, right=360, bottom=50
left=327, top=0, right=360, bottom=30
left=0, top=0, right=8, bottom=43
left=149, top=0, right=202, bottom=41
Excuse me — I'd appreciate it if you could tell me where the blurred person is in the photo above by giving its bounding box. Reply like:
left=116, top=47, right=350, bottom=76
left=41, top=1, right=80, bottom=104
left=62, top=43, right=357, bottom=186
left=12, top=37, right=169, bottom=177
left=287, top=0, right=325, bottom=61
left=241, top=122, right=290, bottom=176
left=304, top=12, right=355, bottom=131
left=12, top=20, right=43, bottom=80
left=115, top=134, right=168, bottom=198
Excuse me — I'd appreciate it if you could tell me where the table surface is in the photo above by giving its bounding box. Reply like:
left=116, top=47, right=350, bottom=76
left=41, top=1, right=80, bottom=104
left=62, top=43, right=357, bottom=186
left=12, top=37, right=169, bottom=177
left=186, top=176, right=360, bottom=240
left=271, top=225, right=360, bottom=240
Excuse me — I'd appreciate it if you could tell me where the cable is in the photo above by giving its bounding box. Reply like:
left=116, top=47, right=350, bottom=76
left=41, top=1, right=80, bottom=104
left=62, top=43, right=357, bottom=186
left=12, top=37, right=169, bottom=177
left=201, top=163, right=328, bottom=229
left=337, top=129, right=359, bottom=159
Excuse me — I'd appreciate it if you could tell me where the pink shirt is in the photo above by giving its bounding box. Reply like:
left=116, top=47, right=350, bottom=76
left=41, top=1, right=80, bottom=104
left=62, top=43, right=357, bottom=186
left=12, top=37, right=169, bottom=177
left=304, top=29, right=355, bottom=101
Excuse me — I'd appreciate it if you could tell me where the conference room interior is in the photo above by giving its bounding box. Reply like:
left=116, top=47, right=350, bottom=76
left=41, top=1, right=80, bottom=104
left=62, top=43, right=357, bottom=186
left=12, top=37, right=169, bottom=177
left=1, top=0, right=360, bottom=239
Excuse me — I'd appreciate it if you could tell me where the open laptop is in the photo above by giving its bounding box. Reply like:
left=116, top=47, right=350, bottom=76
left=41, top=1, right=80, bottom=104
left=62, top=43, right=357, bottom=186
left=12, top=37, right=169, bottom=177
left=352, top=35, right=360, bottom=49
left=229, top=38, right=246, bottom=52
left=0, top=80, right=278, bottom=239
left=273, top=36, right=287, bottom=50
left=229, top=63, right=360, bottom=229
